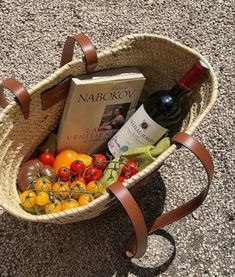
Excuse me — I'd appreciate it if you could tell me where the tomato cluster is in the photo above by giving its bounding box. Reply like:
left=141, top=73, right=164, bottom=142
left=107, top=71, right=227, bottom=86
left=118, top=160, right=139, bottom=183
left=19, top=149, right=138, bottom=215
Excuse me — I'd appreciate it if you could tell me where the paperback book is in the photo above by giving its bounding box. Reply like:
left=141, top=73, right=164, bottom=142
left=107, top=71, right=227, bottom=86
left=57, top=67, right=146, bottom=154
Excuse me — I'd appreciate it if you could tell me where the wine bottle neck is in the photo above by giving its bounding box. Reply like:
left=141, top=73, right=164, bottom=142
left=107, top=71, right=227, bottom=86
left=177, top=60, right=209, bottom=92
left=169, top=84, right=188, bottom=97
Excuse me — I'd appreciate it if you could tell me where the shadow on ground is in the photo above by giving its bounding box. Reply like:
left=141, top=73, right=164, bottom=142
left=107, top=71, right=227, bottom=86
left=0, top=172, right=176, bottom=276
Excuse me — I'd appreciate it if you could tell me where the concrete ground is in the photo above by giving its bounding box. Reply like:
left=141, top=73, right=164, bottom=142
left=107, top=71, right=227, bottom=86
left=0, top=1, right=234, bottom=276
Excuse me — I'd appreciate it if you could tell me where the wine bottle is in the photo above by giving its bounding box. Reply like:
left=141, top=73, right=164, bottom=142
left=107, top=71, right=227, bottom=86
left=107, top=59, right=209, bottom=157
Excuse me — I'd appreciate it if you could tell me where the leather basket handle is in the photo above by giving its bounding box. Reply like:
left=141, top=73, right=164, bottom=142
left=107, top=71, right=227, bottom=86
left=41, top=34, right=98, bottom=110
left=60, top=33, right=98, bottom=73
left=108, top=183, right=148, bottom=258
left=108, top=132, right=214, bottom=258
left=0, top=78, right=31, bottom=119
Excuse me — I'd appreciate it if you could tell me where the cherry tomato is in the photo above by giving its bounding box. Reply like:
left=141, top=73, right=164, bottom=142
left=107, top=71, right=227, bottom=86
left=92, top=154, right=107, bottom=170
left=78, top=194, right=94, bottom=206
left=70, top=160, right=85, bottom=175
left=83, top=166, right=102, bottom=183
left=86, top=181, right=104, bottom=198
left=117, top=176, right=128, bottom=183
left=45, top=199, right=62, bottom=214
left=20, top=190, right=37, bottom=208
left=52, top=182, right=70, bottom=199
left=53, top=149, right=79, bottom=173
left=39, top=152, right=55, bottom=166
left=70, top=181, right=87, bottom=199
left=122, top=161, right=138, bottom=177
left=36, top=191, right=50, bottom=206
left=61, top=199, right=79, bottom=211
left=73, top=176, right=87, bottom=184
left=34, top=177, right=52, bottom=192
left=57, top=167, right=71, bottom=181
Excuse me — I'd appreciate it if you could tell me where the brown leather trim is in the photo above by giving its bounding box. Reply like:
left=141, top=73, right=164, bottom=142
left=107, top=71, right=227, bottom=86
left=108, top=182, right=148, bottom=258
left=41, top=77, right=71, bottom=110
left=60, top=33, right=98, bottom=73
left=109, top=132, right=214, bottom=258
left=41, top=34, right=98, bottom=110
left=0, top=78, right=31, bottom=119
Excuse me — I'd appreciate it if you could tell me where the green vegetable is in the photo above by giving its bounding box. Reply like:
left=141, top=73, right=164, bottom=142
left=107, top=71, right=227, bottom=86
left=150, top=137, right=171, bottom=156
left=100, top=156, right=127, bottom=188
left=122, top=137, right=171, bottom=170
left=100, top=137, right=170, bottom=189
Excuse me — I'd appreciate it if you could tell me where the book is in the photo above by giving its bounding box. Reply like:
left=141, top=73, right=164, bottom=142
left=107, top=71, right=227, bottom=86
left=57, top=67, right=146, bottom=154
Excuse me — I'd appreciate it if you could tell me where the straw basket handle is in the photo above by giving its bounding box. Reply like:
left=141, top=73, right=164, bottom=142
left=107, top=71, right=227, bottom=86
left=0, top=78, right=31, bottom=119
left=108, top=132, right=214, bottom=258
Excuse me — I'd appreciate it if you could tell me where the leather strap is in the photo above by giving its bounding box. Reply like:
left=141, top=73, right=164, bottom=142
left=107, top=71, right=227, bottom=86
left=0, top=78, right=31, bottom=119
left=109, top=132, right=213, bottom=258
left=41, top=34, right=98, bottom=110
left=108, top=182, right=148, bottom=258
left=41, top=78, right=71, bottom=110
left=60, top=33, right=98, bottom=73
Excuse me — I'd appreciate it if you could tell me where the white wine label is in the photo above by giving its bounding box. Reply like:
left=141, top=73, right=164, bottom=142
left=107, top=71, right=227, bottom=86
left=108, top=105, right=168, bottom=157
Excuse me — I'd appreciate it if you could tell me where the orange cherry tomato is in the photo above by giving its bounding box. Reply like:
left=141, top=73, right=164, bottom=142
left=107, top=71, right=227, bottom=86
left=61, top=199, right=79, bottom=211
left=52, top=182, right=70, bottom=199
left=36, top=191, right=50, bottom=206
left=45, top=199, right=62, bottom=214
left=78, top=194, right=94, bottom=206
left=20, top=190, right=37, bottom=208
left=53, top=149, right=78, bottom=173
left=70, top=181, right=86, bottom=199
left=34, top=177, right=52, bottom=192
left=86, top=181, right=104, bottom=198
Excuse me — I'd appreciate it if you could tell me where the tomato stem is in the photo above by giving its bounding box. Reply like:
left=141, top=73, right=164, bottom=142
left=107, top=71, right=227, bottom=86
left=32, top=188, right=100, bottom=195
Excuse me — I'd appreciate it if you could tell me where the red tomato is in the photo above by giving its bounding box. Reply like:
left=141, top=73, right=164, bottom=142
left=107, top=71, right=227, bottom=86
left=57, top=167, right=71, bottom=181
left=122, top=161, right=138, bottom=177
left=73, top=176, right=87, bottom=184
left=83, top=166, right=102, bottom=183
left=70, top=160, right=85, bottom=175
left=39, top=152, right=55, bottom=166
left=92, top=154, right=108, bottom=170
left=117, top=176, right=128, bottom=183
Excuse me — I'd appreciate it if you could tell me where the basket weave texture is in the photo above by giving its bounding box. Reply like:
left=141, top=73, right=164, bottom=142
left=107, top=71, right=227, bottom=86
left=0, top=34, right=218, bottom=223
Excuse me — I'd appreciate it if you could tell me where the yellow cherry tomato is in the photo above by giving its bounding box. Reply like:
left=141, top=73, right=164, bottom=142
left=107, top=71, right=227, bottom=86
left=70, top=181, right=86, bottom=199
left=61, top=199, right=79, bottom=211
left=45, top=199, right=62, bottom=214
left=20, top=190, right=37, bottom=208
left=78, top=194, right=94, bottom=206
left=34, top=177, right=52, bottom=192
left=52, top=182, right=70, bottom=199
left=76, top=154, right=92, bottom=167
left=36, top=191, right=50, bottom=206
left=53, top=149, right=78, bottom=173
left=86, top=181, right=104, bottom=198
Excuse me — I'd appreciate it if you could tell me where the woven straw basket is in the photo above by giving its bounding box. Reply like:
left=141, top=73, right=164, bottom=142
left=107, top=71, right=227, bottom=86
left=0, top=34, right=217, bottom=226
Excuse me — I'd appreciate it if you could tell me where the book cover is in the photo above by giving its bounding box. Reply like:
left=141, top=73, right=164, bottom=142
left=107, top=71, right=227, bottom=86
left=57, top=67, right=146, bottom=154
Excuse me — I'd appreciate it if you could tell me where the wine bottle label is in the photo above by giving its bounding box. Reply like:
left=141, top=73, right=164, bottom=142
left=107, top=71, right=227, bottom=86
left=108, top=105, right=168, bottom=157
